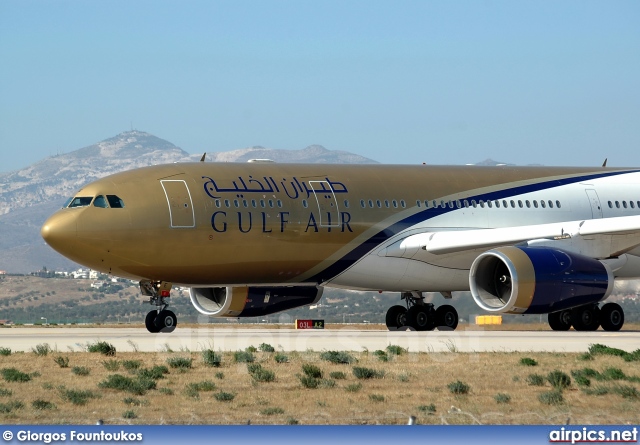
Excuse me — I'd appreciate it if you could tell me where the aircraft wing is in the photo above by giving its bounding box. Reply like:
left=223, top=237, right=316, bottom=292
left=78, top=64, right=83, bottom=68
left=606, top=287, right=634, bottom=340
left=384, top=215, right=640, bottom=258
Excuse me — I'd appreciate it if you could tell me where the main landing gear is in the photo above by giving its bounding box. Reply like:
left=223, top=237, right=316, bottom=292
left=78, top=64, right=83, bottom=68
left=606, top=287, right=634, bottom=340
left=385, top=292, right=459, bottom=331
left=140, top=280, right=177, bottom=333
left=548, top=302, right=624, bottom=332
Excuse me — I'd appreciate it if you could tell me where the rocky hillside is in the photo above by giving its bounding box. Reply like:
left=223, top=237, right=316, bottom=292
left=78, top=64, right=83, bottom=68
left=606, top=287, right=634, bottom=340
left=0, top=131, right=376, bottom=273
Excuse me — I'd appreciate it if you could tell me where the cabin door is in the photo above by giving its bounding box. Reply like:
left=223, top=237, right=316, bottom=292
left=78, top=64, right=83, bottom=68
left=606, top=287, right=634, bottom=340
left=585, top=189, right=603, bottom=219
left=160, top=180, right=196, bottom=228
left=308, top=180, right=341, bottom=228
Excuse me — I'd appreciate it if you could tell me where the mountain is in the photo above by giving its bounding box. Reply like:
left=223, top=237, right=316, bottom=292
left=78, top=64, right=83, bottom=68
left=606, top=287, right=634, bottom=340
left=0, top=131, right=377, bottom=273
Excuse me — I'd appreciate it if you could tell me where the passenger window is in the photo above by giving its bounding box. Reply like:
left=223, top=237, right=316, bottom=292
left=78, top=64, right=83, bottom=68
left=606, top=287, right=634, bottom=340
left=425, top=201, right=430, bottom=208
left=224, top=199, right=230, bottom=207
left=487, top=201, right=492, bottom=208
left=608, top=201, right=613, bottom=208
left=518, top=200, right=523, bottom=208
left=234, top=200, right=239, bottom=208
left=463, top=200, right=468, bottom=208
left=69, top=197, right=93, bottom=208
left=376, top=200, right=381, bottom=208
left=533, top=200, right=538, bottom=208
left=416, top=200, right=421, bottom=208
left=548, top=200, right=553, bottom=208
left=344, top=200, right=350, bottom=208
left=106, top=195, right=125, bottom=208
left=510, top=200, right=515, bottom=208
left=479, top=201, right=485, bottom=208
left=214, top=200, right=221, bottom=208
left=456, top=200, right=461, bottom=208
left=623, top=201, right=628, bottom=209
left=472, top=200, right=477, bottom=208
left=277, top=200, right=282, bottom=208
left=432, top=200, right=437, bottom=208
left=631, top=201, right=635, bottom=209
left=615, top=201, right=620, bottom=208
left=502, top=200, right=508, bottom=208
left=556, top=200, right=562, bottom=208
left=541, top=200, right=546, bottom=208
left=393, top=200, right=398, bottom=208
left=251, top=200, right=257, bottom=208
left=93, top=195, right=108, bottom=208
left=400, top=200, right=406, bottom=208
left=525, top=200, right=531, bottom=208
left=268, top=200, right=274, bottom=208
left=242, top=199, right=248, bottom=208
left=368, top=200, right=374, bottom=208
left=360, top=199, right=366, bottom=208
left=260, top=200, right=265, bottom=208
left=302, top=200, right=308, bottom=208
left=385, top=200, right=390, bottom=208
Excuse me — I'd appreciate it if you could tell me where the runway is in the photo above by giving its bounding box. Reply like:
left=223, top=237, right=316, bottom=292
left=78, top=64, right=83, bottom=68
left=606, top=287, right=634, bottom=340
left=1, top=327, right=638, bottom=353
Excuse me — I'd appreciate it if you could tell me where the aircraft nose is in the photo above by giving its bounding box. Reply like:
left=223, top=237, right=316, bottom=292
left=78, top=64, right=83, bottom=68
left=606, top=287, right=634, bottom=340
left=41, top=210, right=77, bottom=252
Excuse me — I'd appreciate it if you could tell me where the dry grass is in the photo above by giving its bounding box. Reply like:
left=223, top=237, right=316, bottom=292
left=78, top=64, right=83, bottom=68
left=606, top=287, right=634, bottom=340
left=0, top=346, right=638, bottom=425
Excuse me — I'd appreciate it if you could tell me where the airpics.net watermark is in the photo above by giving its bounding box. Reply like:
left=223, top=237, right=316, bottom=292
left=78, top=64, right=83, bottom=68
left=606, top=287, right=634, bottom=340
left=3, top=430, right=142, bottom=443
left=549, top=427, right=638, bottom=444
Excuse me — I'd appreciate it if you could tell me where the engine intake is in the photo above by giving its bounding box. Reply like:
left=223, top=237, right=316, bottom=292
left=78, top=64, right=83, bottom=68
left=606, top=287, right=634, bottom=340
left=469, top=246, right=613, bottom=314
left=189, top=285, right=323, bottom=318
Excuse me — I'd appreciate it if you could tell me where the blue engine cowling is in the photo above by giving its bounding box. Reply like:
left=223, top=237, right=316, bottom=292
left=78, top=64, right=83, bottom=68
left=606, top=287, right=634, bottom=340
left=189, top=285, right=323, bottom=318
left=469, top=246, right=613, bottom=314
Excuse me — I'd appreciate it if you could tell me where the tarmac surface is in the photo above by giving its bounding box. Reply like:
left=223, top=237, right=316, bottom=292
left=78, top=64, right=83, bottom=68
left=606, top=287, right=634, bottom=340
left=1, top=327, right=638, bottom=353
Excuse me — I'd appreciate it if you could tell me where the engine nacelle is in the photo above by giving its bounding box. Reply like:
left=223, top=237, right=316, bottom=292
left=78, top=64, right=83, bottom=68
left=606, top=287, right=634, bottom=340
left=189, top=285, right=323, bottom=318
left=469, top=246, right=613, bottom=314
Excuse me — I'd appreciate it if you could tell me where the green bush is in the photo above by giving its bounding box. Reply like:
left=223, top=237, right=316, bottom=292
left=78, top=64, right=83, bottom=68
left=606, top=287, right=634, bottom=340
left=158, top=387, right=174, bottom=395
left=538, top=390, right=564, bottom=405
left=123, top=397, right=147, bottom=406
left=166, top=357, right=192, bottom=369
left=520, top=357, right=537, bottom=366
left=138, top=366, right=169, bottom=380
left=233, top=351, right=255, bottom=363
left=122, top=360, right=142, bottom=372
left=87, top=341, right=116, bottom=356
left=32, top=343, right=52, bottom=357
left=0, top=388, right=12, bottom=397
left=274, top=353, right=289, bottom=363
left=286, top=418, right=299, bottom=425
left=215, top=372, right=224, bottom=379
left=245, top=346, right=257, bottom=353
left=259, top=343, right=275, bottom=353
left=59, top=388, right=98, bottom=406
left=202, top=349, right=221, bottom=367
left=345, top=383, right=362, bottom=392
left=103, top=360, right=120, bottom=371
left=1, top=368, right=31, bottom=382
left=417, top=404, right=436, bottom=413
left=583, top=385, right=610, bottom=396
left=71, top=366, right=90, bottom=376
left=299, top=375, right=320, bottom=389
left=32, top=399, right=56, bottom=410
left=0, top=400, right=24, bottom=413
left=447, top=380, right=470, bottom=395
left=369, top=394, right=385, bottom=402
left=578, top=353, right=593, bottom=361
left=214, top=391, right=235, bottom=402
left=320, top=351, right=356, bottom=364
left=574, top=375, right=591, bottom=387
left=352, top=367, right=384, bottom=380
left=122, top=410, right=137, bottom=419
left=611, top=384, right=639, bottom=399
left=302, top=364, right=323, bottom=379
left=494, top=393, right=511, bottom=404
left=374, top=350, right=389, bottom=362
left=260, top=407, right=284, bottom=415
left=329, top=371, right=346, bottom=380
left=547, top=370, right=571, bottom=390
left=248, top=364, right=275, bottom=383
left=53, top=356, right=69, bottom=368
left=187, top=381, right=216, bottom=392
left=98, top=374, right=156, bottom=395
left=386, top=345, right=407, bottom=356
left=0, top=347, right=11, bottom=356
left=588, top=344, right=640, bottom=362
left=526, top=374, right=545, bottom=386
left=601, top=367, right=626, bottom=381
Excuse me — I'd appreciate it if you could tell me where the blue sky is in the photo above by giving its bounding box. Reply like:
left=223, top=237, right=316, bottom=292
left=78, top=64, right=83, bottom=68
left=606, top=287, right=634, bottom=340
left=1, top=1, right=639, bottom=172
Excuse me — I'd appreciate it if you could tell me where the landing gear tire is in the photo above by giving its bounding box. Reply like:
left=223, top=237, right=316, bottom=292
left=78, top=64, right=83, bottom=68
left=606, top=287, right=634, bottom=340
left=548, top=310, right=572, bottom=331
left=435, top=305, right=458, bottom=331
left=154, top=309, right=177, bottom=333
left=600, top=303, right=624, bottom=331
left=571, top=305, right=600, bottom=331
left=406, top=306, right=434, bottom=331
left=385, top=305, right=408, bottom=330
left=145, top=311, right=160, bottom=333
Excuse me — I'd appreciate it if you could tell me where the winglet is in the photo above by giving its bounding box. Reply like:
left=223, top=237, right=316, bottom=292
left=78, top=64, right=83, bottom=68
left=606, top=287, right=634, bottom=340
left=602, top=158, right=608, bottom=167
left=200, top=152, right=206, bottom=162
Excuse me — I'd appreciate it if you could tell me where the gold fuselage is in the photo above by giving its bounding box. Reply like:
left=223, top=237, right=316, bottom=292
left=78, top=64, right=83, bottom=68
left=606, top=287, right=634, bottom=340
left=41, top=163, right=637, bottom=287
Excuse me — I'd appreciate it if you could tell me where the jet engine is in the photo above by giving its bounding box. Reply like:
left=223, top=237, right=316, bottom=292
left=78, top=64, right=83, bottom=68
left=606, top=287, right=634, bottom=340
left=189, top=285, right=323, bottom=318
left=469, top=246, right=613, bottom=314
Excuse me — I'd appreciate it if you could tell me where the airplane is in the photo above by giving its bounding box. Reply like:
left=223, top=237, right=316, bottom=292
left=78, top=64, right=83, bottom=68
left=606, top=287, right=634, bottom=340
left=40, top=159, right=640, bottom=333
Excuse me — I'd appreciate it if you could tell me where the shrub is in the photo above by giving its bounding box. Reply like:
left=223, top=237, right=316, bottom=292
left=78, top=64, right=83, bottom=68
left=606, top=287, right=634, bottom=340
left=0, top=388, right=12, bottom=397
left=0, top=347, right=11, bottom=356
left=538, top=390, right=564, bottom=405
left=320, top=351, right=356, bottom=364
left=259, top=343, right=275, bottom=353
left=494, top=393, right=511, bottom=404
left=53, top=356, right=69, bottom=368
left=611, top=384, right=639, bottom=399
left=397, top=373, right=410, bottom=382
left=98, top=374, right=156, bottom=395
left=103, top=360, right=120, bottom=371
left=386, top=345, right=407, bottom=356
left=87, top=341, right=116, bottom=356
left=123, top=397, right=147, bottom=406
left=369, top=394, right=385, bottom=402
left=71, top=366, right=90, bottom=376
left=122, top=410, right=137, bottom=419
left=248, top=364, right=275, bottom=383
left=245, top=346, right=258, bottom=353
left=574, top=375, right=591, bottom=387
left=526, top=374, right=545, bottom=386
left=329, top=371, right=346, bottom=380
left=345, top=383, right=362, bottom=393
left=260, top=407, right=284, bottom=415
left=588, top=344, right=628, bottom=358
left=32, top=399, right=56, bottom=410
left=547, top=370, right=571, bottom=390
left=214, top=391, right=235, bottom=402
left=274, top=353, right=289, bottom=363
left=138, top=366, right=169, bottom=380
left=302, top=364, right=323, bottom=379
left=187, top=381, right=216, bottom=392
left=32, top=343, right=52, bottom=357
left=601, top=367, right=626, bottom=381
left=59, top=388, right=98, bottom=406
left=0, top=400, right=24, bottom=413
left=122, top=360, right=142, bottom=372
left=520, top=357, right=537, bottom=366
left=286, top=418, right=299, bottom=425
left=202, top=349, right=221, bottom=367
left=578, top=353, right=593, bottom=361
left=158, top=387, right=174, bottom=395
left=166, top=357, right=192, bottom=369
left=374, top=350, right=389, bottom=362
left=352, top=367, right=384, bottom=380
left=1, top=368, right=31, bottom=382
left=447, top=380, right=470, bottom=395
left=583, top=385, right=609, bottom=396
left=215, top=372, right=224, bottom=379
left=417, top=404, right=436, bottom=413
left=233, top=351, right=255, bottom=363
left=299, top=375, right=320, bottom=389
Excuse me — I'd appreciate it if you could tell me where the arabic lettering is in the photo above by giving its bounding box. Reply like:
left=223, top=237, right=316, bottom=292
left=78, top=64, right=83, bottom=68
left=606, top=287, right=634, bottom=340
left=202, top=176, right=348, bottom=199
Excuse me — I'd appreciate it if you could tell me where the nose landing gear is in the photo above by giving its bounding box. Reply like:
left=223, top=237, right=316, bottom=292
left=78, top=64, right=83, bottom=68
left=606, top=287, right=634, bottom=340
left=140, top=280, right=178, bottom=333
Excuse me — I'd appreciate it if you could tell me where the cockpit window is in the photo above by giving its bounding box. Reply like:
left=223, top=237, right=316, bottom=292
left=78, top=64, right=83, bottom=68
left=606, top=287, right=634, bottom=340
left=68, top=197, right=93, bottom=208
left=93, top=195, right=108, bottom=208
left=62, top=197, right=73, bottom=209
left=107, top=195, right=125, bottom=208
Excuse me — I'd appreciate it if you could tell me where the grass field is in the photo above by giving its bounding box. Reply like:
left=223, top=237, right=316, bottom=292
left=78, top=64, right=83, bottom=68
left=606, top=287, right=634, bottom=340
left=0, top=341, right=638, bottom=425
